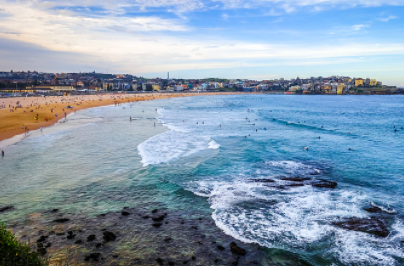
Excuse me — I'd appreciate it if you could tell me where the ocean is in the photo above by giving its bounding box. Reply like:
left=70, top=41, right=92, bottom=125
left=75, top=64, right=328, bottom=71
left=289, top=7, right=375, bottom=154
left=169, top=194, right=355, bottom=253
left=1, top=95, right=404, bottom=265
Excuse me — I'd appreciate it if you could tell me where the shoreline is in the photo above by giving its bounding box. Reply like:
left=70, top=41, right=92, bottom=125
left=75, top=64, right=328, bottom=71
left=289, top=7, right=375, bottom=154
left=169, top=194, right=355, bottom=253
left=0, top=92, right=250, bottom=145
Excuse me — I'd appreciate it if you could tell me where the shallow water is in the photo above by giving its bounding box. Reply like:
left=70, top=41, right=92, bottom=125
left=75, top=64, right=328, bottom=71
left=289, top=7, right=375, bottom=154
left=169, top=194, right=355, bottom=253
left=1, top=95, right=404, bottom=265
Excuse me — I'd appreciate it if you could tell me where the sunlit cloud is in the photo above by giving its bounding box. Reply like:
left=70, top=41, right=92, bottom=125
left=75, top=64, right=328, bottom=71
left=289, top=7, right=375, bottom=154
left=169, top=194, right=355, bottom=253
left=377, top=15, right=398, bottom=22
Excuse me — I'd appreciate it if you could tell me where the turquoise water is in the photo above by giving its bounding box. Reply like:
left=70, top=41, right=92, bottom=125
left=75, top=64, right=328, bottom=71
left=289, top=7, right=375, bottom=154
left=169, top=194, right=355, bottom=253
left=1, top=95, right=404, bottom=265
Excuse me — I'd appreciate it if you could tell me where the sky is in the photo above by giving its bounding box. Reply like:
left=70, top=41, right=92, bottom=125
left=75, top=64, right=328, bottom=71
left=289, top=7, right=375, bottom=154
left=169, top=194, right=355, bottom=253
left=0, top=0, right=403, bottom=86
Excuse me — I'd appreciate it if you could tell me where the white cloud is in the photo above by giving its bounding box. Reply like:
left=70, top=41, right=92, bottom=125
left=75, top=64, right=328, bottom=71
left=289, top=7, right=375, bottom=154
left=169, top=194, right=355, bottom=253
left=377, top=15, right=398, bottom=22
left=222, top=13, right=229, bottom=19
left=351, top=24, right=368, bottom=31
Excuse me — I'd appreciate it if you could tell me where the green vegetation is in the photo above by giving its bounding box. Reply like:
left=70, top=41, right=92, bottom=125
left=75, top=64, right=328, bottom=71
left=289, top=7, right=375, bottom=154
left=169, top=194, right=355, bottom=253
left=0, top=224, right=45, bottom=266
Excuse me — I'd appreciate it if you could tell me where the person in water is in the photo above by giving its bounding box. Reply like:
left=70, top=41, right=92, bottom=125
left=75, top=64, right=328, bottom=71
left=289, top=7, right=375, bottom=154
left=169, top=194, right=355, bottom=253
left=1, top=150, right=4, bottom=157
left=130, top=117, right=132, bottom=121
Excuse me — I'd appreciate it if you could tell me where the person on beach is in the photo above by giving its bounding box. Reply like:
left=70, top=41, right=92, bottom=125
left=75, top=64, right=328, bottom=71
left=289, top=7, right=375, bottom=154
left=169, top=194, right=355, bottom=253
left=1, top=150, right=4, bottom=157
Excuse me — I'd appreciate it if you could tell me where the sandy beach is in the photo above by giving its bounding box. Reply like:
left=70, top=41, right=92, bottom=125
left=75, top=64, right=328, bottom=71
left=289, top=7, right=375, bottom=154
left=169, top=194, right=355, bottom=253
left=0, top=92, right=244, bottom=143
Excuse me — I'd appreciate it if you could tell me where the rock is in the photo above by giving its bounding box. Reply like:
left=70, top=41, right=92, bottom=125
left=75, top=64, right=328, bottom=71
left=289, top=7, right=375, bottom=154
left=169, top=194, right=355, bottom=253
left=121, top=211, right=130, bottom=216
left=37, top=248, right=47, bottom=256
left=364, top=206, right=383, bottom=213
left=45, top=243, right=51, bottom=248
left=52, top=209, right=59, bottom=212
left=37, top=235, right=48, bottom=243
left=183, top=260, right=189, bottom=264
left=56, top=232, right=65, bottom=236
left=281, top=177, right=311, bottom=182
left=84, top=253, right=101, bottom=262
left=53, top=218, right=70, bottom=223
left=112, top=254, right=119, bottom=258
left=230, top=242, right=246, bottom=255
left=156, top=258, right=164, bottom=265
left=37, top=243, right=43, bottom=248
left=191, top=256, right=196, bottom=260
left=67, top=231, right=75, bottom=239
left=87, top=235, right=96, bottom=242
left=0, top=206, right=14, bottom=213
left=248, top=179, right=275, bottom=183
left=152, top=209, right=158, bottom=213
left=232, top=257, right=240, bottom=266
left=217, top=245, right=225, bottom=250
left=214, top=259, right=219, bottom=263
left=332, top=218, right=389, bottom=237
left=152, top=223, right=163, bottom=227
left=164, top=237, right=172, bottom=242
left=142, top=215, right=150, bottom=219
left=168, top=262, right=175, bottom=266
left=191, top=226, right=198, bottom=230
left=96, top=243, right=103, bottom=248
left=311, top=179, right=337, bottom=189
left=103, top=231, right=116, bottom=242
left=152, top=215, right=165, bottom=222
left=74, top=240, right=83, bottom=244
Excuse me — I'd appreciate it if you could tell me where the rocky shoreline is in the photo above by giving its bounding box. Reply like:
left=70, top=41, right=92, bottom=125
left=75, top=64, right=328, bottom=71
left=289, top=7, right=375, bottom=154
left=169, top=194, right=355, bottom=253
left=6, top=206, right=310, bottom=266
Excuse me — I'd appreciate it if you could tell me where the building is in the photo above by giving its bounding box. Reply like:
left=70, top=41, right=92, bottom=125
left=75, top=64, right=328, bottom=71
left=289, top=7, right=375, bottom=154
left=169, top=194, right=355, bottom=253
left=369, top=79, right=377, bottom=86
left=337, top=84, right=344, bottom=94
left=355, top=78, right=364, bottom=87
left=25, top=85, right=75, bottom=92
left=289, top=85, right=300, bottom=92
left=152, top=84, right=161, bottom=91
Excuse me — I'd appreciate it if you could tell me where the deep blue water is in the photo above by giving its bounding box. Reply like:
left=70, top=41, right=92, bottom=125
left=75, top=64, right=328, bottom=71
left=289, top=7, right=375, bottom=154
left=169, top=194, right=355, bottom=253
left=1, top=95, right=404, bottom=265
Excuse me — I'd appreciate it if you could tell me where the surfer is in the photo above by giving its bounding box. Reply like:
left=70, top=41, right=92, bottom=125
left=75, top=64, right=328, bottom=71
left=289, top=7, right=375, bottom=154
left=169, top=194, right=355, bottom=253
left=303, top=146, right=309, bottom=150
left=318, top=136, right=321, bottom=139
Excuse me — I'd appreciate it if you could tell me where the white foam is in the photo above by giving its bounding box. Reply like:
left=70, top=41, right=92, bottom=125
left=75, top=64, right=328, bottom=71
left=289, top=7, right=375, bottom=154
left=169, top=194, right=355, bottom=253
left=187, top=173, right=404, bottom=265
left=208, top=140, right=220, bottom=149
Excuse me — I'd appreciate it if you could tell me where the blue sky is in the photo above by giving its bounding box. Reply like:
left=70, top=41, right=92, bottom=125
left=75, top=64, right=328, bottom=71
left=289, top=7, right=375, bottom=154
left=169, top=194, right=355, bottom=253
left=0, top=0, right=403, bottom=86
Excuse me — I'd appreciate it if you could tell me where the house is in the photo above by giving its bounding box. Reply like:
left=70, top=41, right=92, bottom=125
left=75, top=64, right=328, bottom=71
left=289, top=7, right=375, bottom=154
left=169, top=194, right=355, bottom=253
left=355, top=78, right=364, bottom=87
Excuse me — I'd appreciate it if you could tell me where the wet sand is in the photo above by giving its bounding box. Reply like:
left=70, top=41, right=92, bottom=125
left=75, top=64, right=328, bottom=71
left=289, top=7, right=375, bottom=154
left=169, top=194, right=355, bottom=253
left=0, top=92, right=248, bottom=143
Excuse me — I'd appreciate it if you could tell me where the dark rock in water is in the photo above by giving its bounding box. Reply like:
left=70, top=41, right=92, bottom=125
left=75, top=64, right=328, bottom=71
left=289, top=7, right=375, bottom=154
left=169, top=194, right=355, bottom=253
left=152, top=223, right=163, bottom=227
left=123, top=206, right=129, bottom=209
left=232, top=256, right=240, bottom=266
left=121, top=211, right=130, bottom=216
left=152, top=215, right=166, bottom=222
left=230, top=242, right=246, bottom=255
left=156, top=258, right=164, bottom=265
left=248, top=179, right=275, bottom=183
left=37, top=243, right=43, bottom=248
left=56, top=232, right=65, bottom=236
left=87, top=235, right=96, bottom=242
left=37, top=248, right=47, bottom=256
left=96, top=243, right=103, bottom=248
left=164, top=237, right=172, bottom=242
left=0, top=206, right=14, bottom=213
left=142, top=215, right=150, bottom=219
left=112, top=254, right=119, bottom=258
left=332, top=218, right=389, bottom=237
left=74, top=240, right=83, bottom=244
left=183, top=260, right=189, bottom=264
left=364, top=206, right=385, bottom=213
left=152, top=209, right=158, bottom=213
left=37, top=235, right=48, bottom=243
left=103, top=231, right=116, bottom=242
left=191, top=226, right=198, bottom=230
left=281, top=177, right=311, bottom=182
left=168, top=262, right=175, bottom=266
left=217, top=245, right=225, bottom=250
left=45, top=243, right=51, bottom=248
left=191, top=256, right=196, bottom=260
left=52, top=209, right=59, bottom=212
left=67, top=231, right=75, bottom=239
left=287, top=183, right=305, bottom=187
left=311, top=179, right=337, bottom=189
left=214, top=259, right=219, bottom=263
left=84, top=253, right=101, bottom=262
left=54, top=218, right=70, bottom=223
left=67, top=234, right=75, bottom=239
